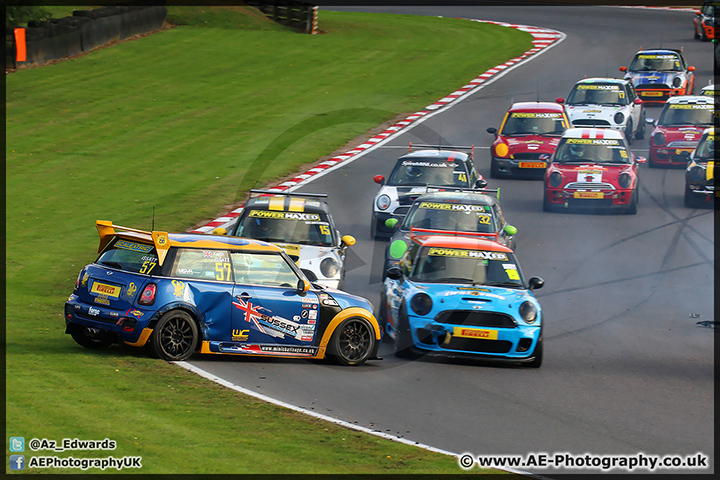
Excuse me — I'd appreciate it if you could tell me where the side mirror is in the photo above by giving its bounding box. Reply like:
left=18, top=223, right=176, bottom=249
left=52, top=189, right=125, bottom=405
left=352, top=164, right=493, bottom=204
left=555, top=97, right=565, bottom=104
left=504, top=224, right=517, bottom=236
left=645, top=117, right=655, bottom=126
left=679, top=151, right=691, bottom=162
left=487, top=127, right=498, bottom=135
left=688, top=66, right=695, bottom=72
left=341, top=235, right=356, bottom=247
left=633, top=98, right=643, bottom=105
left=213, top=227, right=227, bottom=235
left=635, top=156, right=647, bottom=164
left=373, top=175, right=385, bottom=185
left=619, top=66, right=627, bottom=72
left=296, top=278, right=310, bottom=296
left=386, top=266, right=403, bottom=280
left=528, top=277, right=544, bottom=290
left=475, top=178, right=488, bottom=189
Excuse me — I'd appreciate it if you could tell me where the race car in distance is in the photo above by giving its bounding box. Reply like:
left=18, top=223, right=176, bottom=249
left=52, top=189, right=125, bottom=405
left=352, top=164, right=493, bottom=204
left=214, top=190, right=356, bottom=290
left=486, top=101, right=570, bottom=178
left=371, top=144, right=485, bottom=239
left=684, top=127, right=716, bottom=208
left=65, top=221, right=381, bottom=365
left=382, top=189, right=517, bottom=278
left=694, top=0, right=719, bottom=41
left=619, top=49, right=696, bottom=105
left=700, top=83, right=715, bottom=97
left=558, top=77, right=645, bottom=143
left=647, top=95, right=715, bottom=168
left=543, top=128, right=646, bottom=214
left=380, top=232, right=544, bottom=367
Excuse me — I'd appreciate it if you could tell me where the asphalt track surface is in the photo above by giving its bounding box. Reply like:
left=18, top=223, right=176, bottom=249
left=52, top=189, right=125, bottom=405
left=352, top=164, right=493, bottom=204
left=188, top=5, right=715, bottom=475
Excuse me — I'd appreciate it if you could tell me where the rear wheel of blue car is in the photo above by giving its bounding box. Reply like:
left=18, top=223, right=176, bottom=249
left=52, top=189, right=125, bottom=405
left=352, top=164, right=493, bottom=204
left=69, top=323, right=114, bottom=349
left=152, top=310, right=199, bottom=361
left=329, top=317, right=375, bottom=366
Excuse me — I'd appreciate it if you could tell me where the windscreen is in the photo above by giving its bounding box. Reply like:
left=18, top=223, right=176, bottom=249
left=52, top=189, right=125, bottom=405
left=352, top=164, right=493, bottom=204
left=567, top=84, right=628, bottom=106
left=500, top=112, right=566, bottom=136
left=403, top=201, right=497, bottom=234
left=629, top=53, right=682, bottom=72
left=554, top=137, right=631, bottom=164
left=410, top=246, right=523, bottom=287
left=235, top=210, right=335, bottom=246
left=658, top=103, right=714, bottom=126
left=388, top=158, right=470, bottom=187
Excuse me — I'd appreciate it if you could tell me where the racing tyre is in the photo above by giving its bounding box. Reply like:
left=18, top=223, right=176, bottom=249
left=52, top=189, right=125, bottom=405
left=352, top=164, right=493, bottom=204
left=684, top=185, right=700, bottom=208
left=525, top=337, right=543, bottom=368
left=635, top=114, right=646, bottom=140
left=490, top=158, right=502, bottom=179
left=625, top=120, right=633, bottom=145
left=648, top=154, right=660, bottom=168
left=328, top=317, right=375, bottom=366
left=542, top=190, right=554, bottom=213
left=69, top=323, right=114, bottom=349
left=625, top=190, right=638, bottom=215
left=394, top=305, right=420, bottom=360
left=151, top=310, right=199, bottom=361
left=370, top=217, right=377, bottom=239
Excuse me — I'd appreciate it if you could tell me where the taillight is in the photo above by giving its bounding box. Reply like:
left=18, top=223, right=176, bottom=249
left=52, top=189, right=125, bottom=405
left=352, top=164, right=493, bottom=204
left=138, top=283, right=157, bottom=306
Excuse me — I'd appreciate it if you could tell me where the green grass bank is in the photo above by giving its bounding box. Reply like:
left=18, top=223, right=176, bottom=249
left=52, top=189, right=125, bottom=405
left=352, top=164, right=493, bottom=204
left=6, top=6, right=532, bottom=474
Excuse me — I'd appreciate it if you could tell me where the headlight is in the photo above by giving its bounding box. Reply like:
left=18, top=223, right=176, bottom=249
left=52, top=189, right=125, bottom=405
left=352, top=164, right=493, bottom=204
left=688, top=165, right=706, bottom=182
left=410, top=293, right=433, bottom=316
left=652, top=132, right=666, bottom=146
left=549, top=171, right=563, bottom=187
left=320, top=257, right=340, bottom=278
left=614, top=112, right=625, bottom=124
left=673, top=77, right=682, bottom=88
left=618, top=172, right=632, bottom=188
left=519, top=301, right=538, bottom=324
left=376, top=194, right=391, bottom=210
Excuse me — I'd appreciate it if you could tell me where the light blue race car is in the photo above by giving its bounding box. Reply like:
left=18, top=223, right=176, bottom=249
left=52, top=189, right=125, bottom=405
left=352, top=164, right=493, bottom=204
left=380, top=231, right=544, bottom=367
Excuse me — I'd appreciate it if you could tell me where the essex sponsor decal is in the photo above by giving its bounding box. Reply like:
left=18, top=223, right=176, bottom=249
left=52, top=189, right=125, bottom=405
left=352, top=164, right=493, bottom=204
left=91, top=282, right=121, bottom=298
left=427, top=248, right=508, bottom=261
left=453, top=327, right=499, bottom=340
left=232, top=298, right=315, bottom=342
left=248, top=210, right=320, bottom=221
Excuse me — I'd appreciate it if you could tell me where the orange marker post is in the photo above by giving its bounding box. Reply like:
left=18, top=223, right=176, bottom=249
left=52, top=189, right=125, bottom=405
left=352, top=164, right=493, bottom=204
left=14, top=28, right=26, bottom=62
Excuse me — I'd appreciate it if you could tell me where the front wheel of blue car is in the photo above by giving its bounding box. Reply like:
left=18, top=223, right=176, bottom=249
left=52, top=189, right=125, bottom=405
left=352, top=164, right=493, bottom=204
left=152, top=310, right=199, bottom=361
left=329, top=317, right=375, bottom=366
left=394, top=306, right=420, bottom=360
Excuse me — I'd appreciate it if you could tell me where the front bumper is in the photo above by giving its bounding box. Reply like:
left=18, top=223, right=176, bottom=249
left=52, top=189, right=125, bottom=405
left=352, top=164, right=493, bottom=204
left=492, top=156, right=548, bottom=178
left=545, top=187, right=635, bottom=210
left=406, top=315, right=541, bottom=361
left=650, top=146, right=695, bottom=166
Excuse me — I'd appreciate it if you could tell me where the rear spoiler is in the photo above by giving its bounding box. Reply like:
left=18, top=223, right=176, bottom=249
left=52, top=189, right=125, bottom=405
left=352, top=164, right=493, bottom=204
left=95, top=220, right=172, bottom=266
left=409, top=227, right=499, bottom=240
left=250, top=189, right=328, bottom=199
left=424, top=185, right=500, bottom=199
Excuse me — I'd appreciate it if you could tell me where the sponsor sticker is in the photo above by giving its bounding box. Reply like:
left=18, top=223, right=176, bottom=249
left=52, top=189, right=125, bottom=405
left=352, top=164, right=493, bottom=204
left=453, top=327, right=498, bottom=340
left=427, top=248, right=508, bottom=261
left=91, top=282, right=121, bottom=298
left=115, top=240, right=153, bottom=253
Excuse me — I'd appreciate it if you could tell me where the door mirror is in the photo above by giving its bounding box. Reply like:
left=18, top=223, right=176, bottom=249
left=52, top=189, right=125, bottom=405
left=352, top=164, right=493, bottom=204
left=504, top=224, right=517, bottom=236
left=341, top=235, right=356, bottom=247
left=386, top=267, right=403, bottom=280
left=487, top=127, right=498, bottom=135
left=373, top=175, right=385, bottom=185
left=296, top=278, right=310, bottom=295
left=213, top=227, right=227, bottom=235
left=528, top=277, right=544, bottom=290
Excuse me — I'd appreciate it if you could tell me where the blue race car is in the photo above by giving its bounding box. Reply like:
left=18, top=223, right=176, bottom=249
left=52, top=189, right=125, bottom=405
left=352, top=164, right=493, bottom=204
left=380, top=231, right=544, bottom=367
left=619, top=49, right=696, bottom=104
left=64, top=221, right=381, bottom=365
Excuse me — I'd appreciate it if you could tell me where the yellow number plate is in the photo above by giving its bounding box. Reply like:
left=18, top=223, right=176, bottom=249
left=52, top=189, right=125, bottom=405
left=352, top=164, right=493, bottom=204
left=641, top=91, right=663, bottom=97
left=675, top=149, right=693, bottom=154
left=519, top=162, right=546, bottom=168
left=90, top=282, right=121, bottom=298
left=574, top=191, right=604, bottom=199
left=453, top=327, right=498, bottom=340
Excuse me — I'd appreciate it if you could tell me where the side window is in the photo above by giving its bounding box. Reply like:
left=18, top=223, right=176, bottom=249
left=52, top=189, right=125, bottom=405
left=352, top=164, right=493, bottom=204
left=626, top=85, right=636, bottom=102
left=172, top=249, right=233, bottom=282
left=492, top=204, right=506, bottom=228
left=400, top=242, right=420, bottom=277
left=231, top=252, right=299, bottom=287
left=468, top=161, right=479, bottom=185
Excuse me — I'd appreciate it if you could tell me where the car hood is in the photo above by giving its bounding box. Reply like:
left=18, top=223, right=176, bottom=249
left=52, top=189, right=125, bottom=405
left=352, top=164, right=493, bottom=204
left=552, top=162, right=634, bottom=184
left=566, top=104, right=630, bottom=121
left=500, top=135, right=560, bottom=154
left=409, top=282, right=538, bottom=315
left=628, top=71, right=682, bottom=86
left=654, top=126, right=706, bottom=142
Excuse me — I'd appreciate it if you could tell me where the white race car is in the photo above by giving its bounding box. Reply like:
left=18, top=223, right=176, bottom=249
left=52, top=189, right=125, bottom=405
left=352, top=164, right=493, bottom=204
left=214, top=190, right=356, bottom=290
left=371, top=144, right=485, bottom=239
left=559, top=77, right=646, bottom=144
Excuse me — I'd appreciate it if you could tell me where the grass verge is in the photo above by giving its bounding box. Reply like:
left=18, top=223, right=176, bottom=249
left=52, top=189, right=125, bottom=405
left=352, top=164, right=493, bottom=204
left=6, top=7, right=532, bottom=474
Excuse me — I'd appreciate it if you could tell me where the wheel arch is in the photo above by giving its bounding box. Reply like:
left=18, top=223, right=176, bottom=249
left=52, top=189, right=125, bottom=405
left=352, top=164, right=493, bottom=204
left=147, top=302, right=206, bottom=343
left=317, top=307, right=381, bottom=358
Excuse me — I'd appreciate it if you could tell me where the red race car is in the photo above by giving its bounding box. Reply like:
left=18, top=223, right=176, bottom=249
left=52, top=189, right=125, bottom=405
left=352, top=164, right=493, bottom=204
left=486, top=102, right=570, bottom=179
left=694, top=0, right=719, bottom=41
left=648, top=95, right=715, bottom=168
left=543, top=128, right=646, bottom=215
